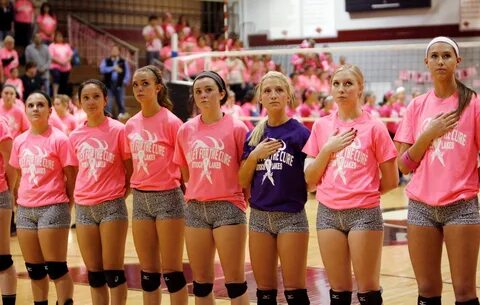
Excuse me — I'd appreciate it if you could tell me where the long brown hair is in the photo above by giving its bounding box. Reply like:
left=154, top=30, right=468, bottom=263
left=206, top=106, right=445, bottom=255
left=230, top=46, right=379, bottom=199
left=135, top=65, right=174, bottom=111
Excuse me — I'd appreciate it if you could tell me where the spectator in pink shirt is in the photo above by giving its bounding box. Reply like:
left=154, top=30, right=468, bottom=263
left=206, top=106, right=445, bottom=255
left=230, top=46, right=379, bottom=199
left=5, top=67, right=23, bottom=99
left=0, top=85, right=29, bottom=138
left=13, top=0, right=34, bottom=48
left=176, top=15, right=191, bottom=37
left=51, top=95, right=76, bottom=135
left=36, top=2, right=57, bottom=44
left=395, top=36, right=480, bottom=305
left=10, top=91, right=76, bottom=305
left=0, top=35, right=19, bottom=80
left=49, top=31, right=73, bottom=97
left=70, top=80, right=132, bottom=305
left=173, top=71, right=249, bottom=305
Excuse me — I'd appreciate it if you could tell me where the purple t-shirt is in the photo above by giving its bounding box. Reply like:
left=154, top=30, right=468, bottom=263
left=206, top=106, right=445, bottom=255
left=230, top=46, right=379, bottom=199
left=242, top=119, right=310, bottom=212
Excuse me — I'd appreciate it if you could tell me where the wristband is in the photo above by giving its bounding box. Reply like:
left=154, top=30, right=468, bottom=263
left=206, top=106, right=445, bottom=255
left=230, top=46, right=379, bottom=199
left=401, top=150, right=420, bottom=171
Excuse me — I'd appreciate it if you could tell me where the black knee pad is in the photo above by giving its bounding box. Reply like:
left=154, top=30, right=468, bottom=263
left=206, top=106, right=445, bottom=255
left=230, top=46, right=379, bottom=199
left=284, top=289, right=309, bottom=305
left=226, top=281, right=248, bottom=299
left=193, top=281, right=213, bottom=297
left=418, top=296, right=442, bottom=305
left=25, top=262, right=47, bottom=280
left=330, top=289, right=352, bottom=305
left=104, top=270, right=126, bottom=288
left=45, top=261, right=69, bottom=280
left=88, top=271, right=106, bottom=288
left=456, top=298, right=480, bottom=305
left=257, top=289, right=277, bottom=305
left=0, top=255, right=13, bottom=271
left=164, top=271, right=186, bottom=293
left=358, top=290, right=382, bottom=305
left=34, top=301, right=48, bottom=305
left=141, top=271, right=161, bottom=292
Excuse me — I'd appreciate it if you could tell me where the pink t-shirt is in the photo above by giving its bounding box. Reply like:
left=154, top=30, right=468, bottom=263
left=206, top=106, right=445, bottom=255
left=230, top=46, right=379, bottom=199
left=9, top=127, right=76, bottom=207
left=36, top=14, right=57, bottom=41
left=14, top=0, right=34, bottom=23
left=303, top=111, right=397, bottom=209
left=0, top=104, right=29, bottom=138
left=394, top=90, right=480, bottom=206
left=70, top=117, right=130, bottom=205
left=0, top=118, right=12, bottom=193
left=50, top=110, right=77, bottom=135
left=125, top=108, right=182, bottom=191
left=142, top=25, right=164, bottom=51
left=48, top=43, right=73, bottom=72
left=0, top=48, right=19, bottom=79
left=173, top=114, right=248, bottom=211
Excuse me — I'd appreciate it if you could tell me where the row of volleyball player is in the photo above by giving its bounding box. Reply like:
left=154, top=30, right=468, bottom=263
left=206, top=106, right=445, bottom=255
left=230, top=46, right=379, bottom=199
left=0, top=36, right=478, bottom=305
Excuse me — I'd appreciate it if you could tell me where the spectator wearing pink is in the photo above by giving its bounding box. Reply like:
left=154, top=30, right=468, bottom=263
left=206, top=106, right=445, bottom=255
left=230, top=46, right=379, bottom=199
left=71, top=95, right=87, bottom=126
left=318, top=70, right=330, bottom=94
left=49, top=31, right=73, bottom=97
left=142, top=15, right=164, bottom=65
left=36, top=2, right=57, bottom=44
left=321, top=52, right=337, bottom=75
left=183, top=26, right=201, bottom=50
left=319, top=95, right=335, bottom=117
left=363, top=91, right=380, bottom=118
left=0, top=85, right=29, bottom=138
left=187, top=35, right=212, bottom=77
left=298, top=65, right=321, bottom=92
left=51, top=95, right=76, bottom=135
left=13, top=0, right=34, bottom=47
left=0, top=112, right=16, bottom=305
left=241, top=89, right=262, bottom=125
left=395, top=37, right=480, bottom=305
left=263, top=54, right=276, bottom=71
left=227, top=56, right=247, bottom=102
left=379, top=90, right=399, bottom=137
left=160, top=12, right=176, bottom=46
left=0, top=35, right=18, bottom=79
left=5, top=67, right=23, bottom=99
left=126, top=65, right=189, bottom=305
left=296, top=88, right=321, bottom=130
left=9, top=91, right=76, bottom=305
left=173, top=71, right=250, bottom=305
left=304, top=64, right=398, bottom=305
left=70, top=79, right=132, bottom=305
left=222, top=89, right=253, bottom=130
left=210, top=56, right=228, bottom=81
left=247, top=55, right=266, bottom=85
left=393, top=86, right=407, bottom=117
left=176, top=14, right=191, bottom=36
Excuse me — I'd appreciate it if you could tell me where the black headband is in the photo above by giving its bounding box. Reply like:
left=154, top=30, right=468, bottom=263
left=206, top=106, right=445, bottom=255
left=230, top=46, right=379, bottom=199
left=193, top=71, right=226, bottom=92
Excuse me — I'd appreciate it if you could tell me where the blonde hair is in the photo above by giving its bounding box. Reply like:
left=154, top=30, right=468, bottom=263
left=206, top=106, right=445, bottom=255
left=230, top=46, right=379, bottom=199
left=332, top=64, right=365, bottom=99
left=248, top=71, right=295, bottom=146
left=56, top=94, right=70, bottom=106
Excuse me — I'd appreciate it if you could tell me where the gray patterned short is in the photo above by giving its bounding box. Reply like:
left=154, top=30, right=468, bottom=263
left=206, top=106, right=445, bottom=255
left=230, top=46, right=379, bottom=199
left=185, top=200, right=246, bottom=229
left=76, top=197, right=128, bottom=225
left=408, top=197, right=480, bottom=227
left=132, top=188, right=185, bottom=221
left=249, top=207, right=309, bottom=235
left=0, top=191, right=12, bottom=209
left=16, top=203, right=71, bottom=229
left=316, top=202, right=383, bottom=233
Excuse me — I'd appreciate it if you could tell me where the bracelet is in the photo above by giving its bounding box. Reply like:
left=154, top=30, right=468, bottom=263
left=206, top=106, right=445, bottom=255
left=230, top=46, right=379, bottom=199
left=401, top=150, right=420, bottom=171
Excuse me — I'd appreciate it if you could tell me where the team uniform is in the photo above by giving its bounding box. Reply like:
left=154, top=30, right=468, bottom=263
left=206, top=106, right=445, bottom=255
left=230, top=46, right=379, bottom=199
left=173, top=113, right=248, bottom=228
left=9, top=126, right=76, bottom=229
left=394, top=90, right=480, bottom=226
left=303, top=110, right=397, bottom=232
left=242, top=119, right=311, bottom=234
left=69, top=117, right=130, bottom=224
left=125, top=108, right=184, bottom=221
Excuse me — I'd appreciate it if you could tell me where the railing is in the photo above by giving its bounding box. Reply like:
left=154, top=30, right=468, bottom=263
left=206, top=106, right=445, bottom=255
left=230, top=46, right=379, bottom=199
left=67, top=14, right=139, bottom=71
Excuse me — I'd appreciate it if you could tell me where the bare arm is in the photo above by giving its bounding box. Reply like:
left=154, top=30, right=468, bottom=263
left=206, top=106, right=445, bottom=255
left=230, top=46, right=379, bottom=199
left=379, top=158, right=399, bottom=194
left=123, top=158, right=133, bottom=198
left=0, top=139, right=16, bottom=194
left=397, top=111, right=458, bottom=175
left=304, top=128, right=356, bottom=190
left=63, top=166, right=77, bottom=208
left=238, top=139, right=282, bottom=188
left=180, top=166, right=189, bottom=183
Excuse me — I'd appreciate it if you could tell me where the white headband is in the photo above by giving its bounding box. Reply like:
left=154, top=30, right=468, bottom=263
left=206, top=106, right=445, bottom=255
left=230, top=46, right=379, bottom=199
left=425, top=36, right=459, bottom=57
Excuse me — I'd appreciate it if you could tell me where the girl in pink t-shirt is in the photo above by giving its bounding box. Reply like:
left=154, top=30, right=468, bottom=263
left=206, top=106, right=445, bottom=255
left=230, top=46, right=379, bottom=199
left=48, top=32, right=73, bottom=97
left=9, top=91, right=76, bottom=305
left=394, top=37, right=480, bottom=305
left=0, top=116, right=16, bottom=305
left=173, top=71, right=249, bottom=304
left=51, top=95, right=76, bottom=135
left=303, top=64, right=398, bottom=305
left=69, top=79, right=132, bottom=305
left=0, top=36, right=19, bottom=79
left=126, top=65, right=188, bottom=304
left=5, top=67, right=24, bottom=99
left=36, top=3, right=57, bottom=44
left=0, top=85, right=29, bottom=138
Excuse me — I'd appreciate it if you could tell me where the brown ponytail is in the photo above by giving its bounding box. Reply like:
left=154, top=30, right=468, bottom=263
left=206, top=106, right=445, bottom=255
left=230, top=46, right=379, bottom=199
left=455, top=78, right=477, bottom=116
